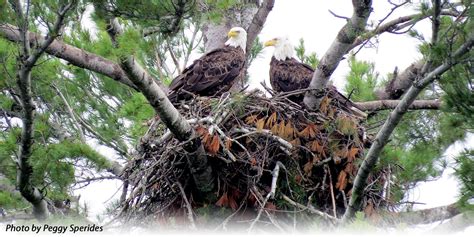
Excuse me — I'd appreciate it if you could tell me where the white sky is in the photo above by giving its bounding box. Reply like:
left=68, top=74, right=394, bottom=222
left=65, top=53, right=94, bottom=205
left=248, top=0, right=430, bottom=91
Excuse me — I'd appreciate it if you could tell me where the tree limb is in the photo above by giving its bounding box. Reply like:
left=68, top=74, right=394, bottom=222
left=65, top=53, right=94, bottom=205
left=355, top=99, right=441, bottom=111
left=385, top=202, right=460, bottom=226
left=350, top=10, right=459, bottom=52
left=303, top=0, right=373, bottom=110
left=343, top=35, right=474, bottom=222
left=104, top=17, right=214, bottom=193
left=429, top=211, right=474, bottom=233
left=0, top=23, right=139, bottom=90
left=10, top=0, right=76, bottom=220
left=245, top=0, right=275, bottom=56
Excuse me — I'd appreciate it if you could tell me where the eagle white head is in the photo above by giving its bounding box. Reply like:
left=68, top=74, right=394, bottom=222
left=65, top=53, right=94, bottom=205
left=225, top=27, right=247, bottom=52
left=264, top=36, right=294, bottom=61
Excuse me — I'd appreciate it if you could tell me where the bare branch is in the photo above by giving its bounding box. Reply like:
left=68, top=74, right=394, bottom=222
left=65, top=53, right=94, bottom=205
left=328, top=9, right=350, bottom=20
left=245, top=0, right=275, bottom=55
left=350, top=10, right=460, bottom=52
left=355, top=99, right=441, bottom=111
left=303, top=0, right=373, bottom=110
left=386, top=202, right=460, bottom=225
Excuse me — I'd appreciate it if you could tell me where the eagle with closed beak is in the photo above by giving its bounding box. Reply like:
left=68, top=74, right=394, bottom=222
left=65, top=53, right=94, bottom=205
left=168, top=27, right=247, bottom=102
left=264, top=36, right=364, bottom=116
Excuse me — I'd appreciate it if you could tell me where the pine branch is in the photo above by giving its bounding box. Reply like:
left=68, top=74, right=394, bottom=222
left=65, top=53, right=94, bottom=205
left=0, top=23, right=139, bottom=90
left=343, top=35, right=474, bottom=222
left=9, top=0, right=76, bottom=220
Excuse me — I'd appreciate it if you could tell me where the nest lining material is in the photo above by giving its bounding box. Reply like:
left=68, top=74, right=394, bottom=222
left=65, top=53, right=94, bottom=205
left=120, top=88, right=384, bottom=226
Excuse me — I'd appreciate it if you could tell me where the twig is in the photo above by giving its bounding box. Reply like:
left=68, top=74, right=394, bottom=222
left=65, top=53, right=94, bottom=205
left=51, top=84, right=86, bottom=142
left=282, top=194, right=339, bottom=224
left=176, top=182, right=196, bottom=230
left=328, top=9, right=349, bottom=20
left=325, top=165, right=337, bottom=218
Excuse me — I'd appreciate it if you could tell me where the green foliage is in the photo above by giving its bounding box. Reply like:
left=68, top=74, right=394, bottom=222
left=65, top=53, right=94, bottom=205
left=454, top=150, right=474, bottom=211
left=118, top=93, right=154, bottom=139
left=344, top=212, right=377, bottom=232
left=344, top=55, right=378, bottom=101
left=28, top=140, right=110, bottom=197
left=295, top=38, right=319, bottom=68
left=116, top=28, right=142, bottom=57
left=0, top=191, right=28, bottom=209
left=248, top=36, right=264, bottom=65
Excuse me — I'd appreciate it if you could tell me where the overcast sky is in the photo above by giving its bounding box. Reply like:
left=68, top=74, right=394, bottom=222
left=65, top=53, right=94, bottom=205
left=248, top=0, right=431, bottom=91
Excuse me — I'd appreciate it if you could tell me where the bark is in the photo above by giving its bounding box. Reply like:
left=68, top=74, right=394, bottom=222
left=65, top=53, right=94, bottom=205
left=342, top=36, right=474, bottom=222
left=355, top=99, right=440, bottom=111
left=303, top=0, right=373, bottom=110
left=350, top=10, right=459, bottom=52
left=0, top=23, right=139, bottom=90
left=9, top=0, right=76, bottom=220
left=429, top=211, right=474, bottom=233
left=201, top=0, right=274, bottom=91
left=104, top=18, right=214, bottom=193
left=244, top=0, right=275, bottom=56
left=201, top=0, right=274, bottom=55
left=385, top=203, right=460, bottom=225
left=375, top=61, right=424, bottom=100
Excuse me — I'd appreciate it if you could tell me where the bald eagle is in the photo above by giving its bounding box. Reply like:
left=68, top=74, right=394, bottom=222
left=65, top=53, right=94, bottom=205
left=168, top=27, right=247, bottom=102
left=264, top=37, right=363, bottom=115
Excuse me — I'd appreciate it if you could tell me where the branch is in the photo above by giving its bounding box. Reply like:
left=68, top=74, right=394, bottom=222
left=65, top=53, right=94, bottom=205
left=51, top=84, right=86, bottom=142
left=303, top=0, right=373, bottom=110
left=376, top=61, right=424, bottom=100
left=104, top=17, right=214, bottom=193
left=0, top=23, right=139, bottom=90
left=429, top=211, right=474, bottom=233
left=343, top=35, right=474, bottom=222
left=245, top=0, right=275, bottom=56
left=350, top=10, right=458, bottom=52
left=10, top=0, right=76, bottom=220
left=355, top=99, right=441, bottom=111
left=385, top=202, right=460, bottom=225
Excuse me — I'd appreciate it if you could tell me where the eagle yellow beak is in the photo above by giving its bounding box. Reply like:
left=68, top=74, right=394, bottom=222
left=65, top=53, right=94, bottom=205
left=228, top=30, right=239, bottom=38
left=264, top=39, right=277, bottom=47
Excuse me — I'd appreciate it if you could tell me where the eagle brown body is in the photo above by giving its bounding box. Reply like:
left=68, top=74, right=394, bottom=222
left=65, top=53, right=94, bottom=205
left=168, top=46, right=245, bottom=102
left=269, top=56, right=361, bottom=111
left=168, top=27, right=247, bottom=103
left=265, top=37, right=363, bottom=115
left=269, top=56, right=313, bottom=102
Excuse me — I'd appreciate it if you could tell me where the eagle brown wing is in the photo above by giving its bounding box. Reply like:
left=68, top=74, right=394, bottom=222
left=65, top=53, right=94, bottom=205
left=168, top=46, right=245, bottom=102
left=269, top=57, right=364, bottom=114
left=269, top=57, right=314, bottom=101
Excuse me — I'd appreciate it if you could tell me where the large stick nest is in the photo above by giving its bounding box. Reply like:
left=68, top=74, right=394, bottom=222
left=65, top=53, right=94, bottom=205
left=119, top=89, right=386, bottom=228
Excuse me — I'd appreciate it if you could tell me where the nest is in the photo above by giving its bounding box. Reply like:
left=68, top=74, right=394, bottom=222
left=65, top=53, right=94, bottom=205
left=119, top=88, right=385, bottom=228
